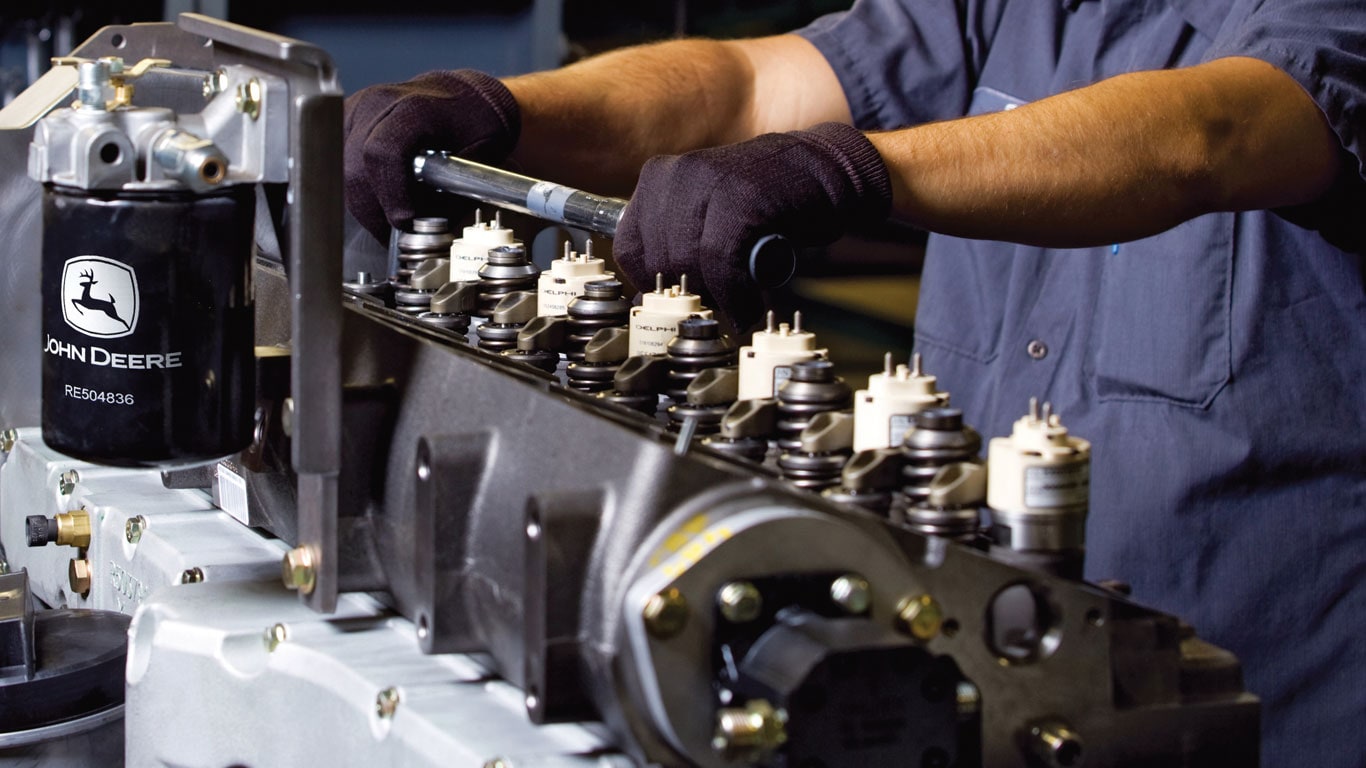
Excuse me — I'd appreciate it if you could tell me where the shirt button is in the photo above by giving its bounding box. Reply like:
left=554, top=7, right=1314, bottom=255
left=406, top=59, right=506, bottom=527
left=1026, top=339, right=1048, bottom=360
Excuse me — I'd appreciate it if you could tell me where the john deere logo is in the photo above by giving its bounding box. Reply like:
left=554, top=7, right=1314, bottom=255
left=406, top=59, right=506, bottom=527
left=61, top=256, right=139, bottom=339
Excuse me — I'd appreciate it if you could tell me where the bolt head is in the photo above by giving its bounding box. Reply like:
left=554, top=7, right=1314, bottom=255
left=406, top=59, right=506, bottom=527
left=643, top=587, right=689, bottom=638
left=717, top=581, right=763, bottom=624
left=281, top=546, right=316, bottom=594
left=58, top=469, right=80, bottom=495
left=180, top=567, right=204, bottom=584
left=125, top=515, right=145, bottom=543
left=830, top=574, right=871, bottom=614
left=375, top=687, right=401, bottom=719
left=897, top=594, right=944, bottom=641
left=68, top=558, right=92, bottom=596
left=265, top=623, right=288, bottom=652
left=0, top=428, right=18, bottom=453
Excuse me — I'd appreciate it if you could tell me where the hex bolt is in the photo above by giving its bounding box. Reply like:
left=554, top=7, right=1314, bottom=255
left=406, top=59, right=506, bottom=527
left=1, top=428, right=18, bottom=453
left=58, top=469, right=80, bottom=495
left=375, top=687, right=401, bottom=719
left=265, top=623, right=288, bottom=652
left=957, top=681, right=982, bottom=716
left=897, top=594, right=944, bottom=641
left=281, top=546, right=317, bottom=595
left=830, top=574, right=872, bottom=615
left=180, top=567, right=205, bottom=584
left=202, top=69, right=226, bottom=99
left=281, top=397, right=295, bottom=438
left=711, top=699, right=789, bottom=762
left=234, top=78, right=262, bottom=119
left=125, top=515, right=146, bottom=544
left=717, top=581, right=763, bottom=624
left=643, top=587, right=689, bottom=639
left=1027, top=720, right=1084, bottom=768
left=68, top=558, right=92, bottom=597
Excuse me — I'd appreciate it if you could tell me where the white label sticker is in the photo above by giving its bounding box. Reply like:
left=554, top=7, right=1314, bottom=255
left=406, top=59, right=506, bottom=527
left=215, top=462, right=249, bottom=526
left=771, top=365, right=793, bottom=396
left=888, top=413, right=916, bottom=447
left=1024, top=463, right=1090, bottom=508
left=526, top=182, right=574, bottom=220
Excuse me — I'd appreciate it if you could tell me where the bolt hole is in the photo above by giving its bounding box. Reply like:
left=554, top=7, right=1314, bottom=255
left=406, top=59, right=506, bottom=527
left=110, top=33, right=126, bottom=49
left=200, top=160, right=224, bottom=183
left=942, top=618, right=960, bottom=637
left=416, top=460, right=430, bottom=482
left=99, top=143, right=121, bottom=165
left=201, top=37, right=213, bottom=48
left=416, top=614, right=429, bottom=641
left=986, top=581, right=1061, bottom=664
left=1085, top=608, right=1104, bottom=627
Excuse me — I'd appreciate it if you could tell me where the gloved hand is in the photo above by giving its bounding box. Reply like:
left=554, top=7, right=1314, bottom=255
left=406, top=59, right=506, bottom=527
left=343, top=70, right=521, bottom=243
left=614, top=122, right=892, bottom=334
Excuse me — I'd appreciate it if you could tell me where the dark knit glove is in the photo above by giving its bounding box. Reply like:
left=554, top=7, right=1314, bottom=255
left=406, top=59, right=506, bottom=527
left=614, top=122, right=892, bottom=334
left=343, top=70, right=521, bottom=243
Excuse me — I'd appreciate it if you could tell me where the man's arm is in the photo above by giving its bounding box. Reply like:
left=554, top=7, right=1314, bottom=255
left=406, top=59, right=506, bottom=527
left=505, top=35, right=850, bottom=195
left=868, top=56, right=1341, bottom=246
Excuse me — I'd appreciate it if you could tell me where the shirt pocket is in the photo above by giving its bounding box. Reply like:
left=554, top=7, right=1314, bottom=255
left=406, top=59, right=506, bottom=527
left=1089, top=213, right=1233, bottom=408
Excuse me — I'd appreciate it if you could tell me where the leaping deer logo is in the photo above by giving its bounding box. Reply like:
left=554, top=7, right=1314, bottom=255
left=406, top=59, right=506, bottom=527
left=71, top=269, right=131, bottom=331
left=60, top=256, right=139, bottom=338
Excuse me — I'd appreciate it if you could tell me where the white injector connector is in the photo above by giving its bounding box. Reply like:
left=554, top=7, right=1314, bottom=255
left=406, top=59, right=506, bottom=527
left=737, top=311, right=826, bottom=401
left=628, top=273, right=712, bottom=356
left=852, top=353, right=948, bottom=451
left=448, top=209, right=518, bottom=283
left=987, top=399, right=1092, bottom=570
left=537, top=239, right=612, bottom=316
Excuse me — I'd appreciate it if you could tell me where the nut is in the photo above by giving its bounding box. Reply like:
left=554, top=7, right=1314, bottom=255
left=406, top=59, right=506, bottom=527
left=68, top=558, right=92, bottom=596
left=180, top=567, right=205, bottom=584
left=125, top=515, right=146, bottom=543
left=281, top=546, right=316, bottom=595
left=712, top=699, right=788, bottom=761
left=375, top=687, right=400, bottom=719
left=717, top=581, right=762, bottom=624
left=1, top=428, right=18, bottom=453
left=643, top=587, right=688, bottom=639
left=897, top=593, right=944, bottom=641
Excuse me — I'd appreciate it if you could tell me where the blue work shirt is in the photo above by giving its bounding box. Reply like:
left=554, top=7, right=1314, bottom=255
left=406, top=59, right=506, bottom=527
left=800, top=2, right=1366, bottom=766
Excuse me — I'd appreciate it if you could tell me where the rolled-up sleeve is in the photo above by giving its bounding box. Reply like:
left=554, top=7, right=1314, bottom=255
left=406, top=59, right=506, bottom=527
left=1205, top=0, right=1366, bottom=179
left=796, top=0, right=992, bottom=131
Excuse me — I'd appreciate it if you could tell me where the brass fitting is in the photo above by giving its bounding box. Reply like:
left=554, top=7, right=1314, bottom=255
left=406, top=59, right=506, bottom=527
left=54, top=510, right=92, bottom=548
left=897, top=593, right=945, bottom=641
left=643, top=587, right=689, bottom=639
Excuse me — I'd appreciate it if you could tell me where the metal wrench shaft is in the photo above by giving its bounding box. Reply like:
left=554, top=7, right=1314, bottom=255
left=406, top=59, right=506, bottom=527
left=412, top=152, right=797, bottom=288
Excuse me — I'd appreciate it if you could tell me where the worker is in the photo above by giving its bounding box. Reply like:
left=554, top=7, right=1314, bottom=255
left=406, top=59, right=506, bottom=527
left=343, top=2, right=1366, bottom=765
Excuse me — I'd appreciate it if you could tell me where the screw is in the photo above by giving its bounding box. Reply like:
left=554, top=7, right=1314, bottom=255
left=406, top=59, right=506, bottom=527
left=643, top=587, right=689, bottom=638
left=265, top=623, right=288, bottom=651
left=712, top=699, right=788, bottom=762
left=281, top=546, right=316, bottom=595
left=1027, top=720, right=1084, bottom=768
left=58, top=469, right=80, bottom=495
left=180, top=567, right=205, bottom=584
left=1, top=428, right=18, bottom=453
left=957, top=681, right=981, bottom=716
left=375, top=687, right=400, bottom=719
left=717, top=581, right=762, bottom=624
left=897, top=594, right=944, bottom=641
left=125, top=515, right=146, bottom=543
left=234, top=78, right=262, bottom=119
left=68, top=558, right=92, bottom=596
left=830, top=574, right=872, bottom=614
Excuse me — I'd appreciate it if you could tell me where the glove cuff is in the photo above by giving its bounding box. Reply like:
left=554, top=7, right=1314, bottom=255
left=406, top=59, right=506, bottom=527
left=797, top=122, right=894, bottom=223
left=448, top=69, right=523, bottom=153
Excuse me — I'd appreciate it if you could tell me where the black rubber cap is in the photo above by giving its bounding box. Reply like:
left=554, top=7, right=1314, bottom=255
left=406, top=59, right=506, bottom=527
left=915, top=408, right=964, bottom=431
left=25, top=515, right=55, bottom=548
left=790, top=359, right=836, bottom=383
left=677, top=316, right=720, bottom=340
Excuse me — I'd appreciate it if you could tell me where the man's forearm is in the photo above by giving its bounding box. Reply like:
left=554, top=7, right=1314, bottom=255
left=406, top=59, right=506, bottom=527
left=869, top=56, right=1340, bottom=246
left=505, top=35, right=849, bottom=196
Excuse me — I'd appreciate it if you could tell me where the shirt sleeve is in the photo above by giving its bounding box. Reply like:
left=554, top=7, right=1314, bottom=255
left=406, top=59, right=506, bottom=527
left=1204, top=0, right=1366, bottom=181
left=795, top=0, right=1001, bottom=131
